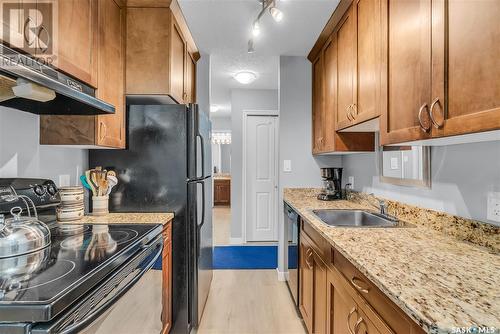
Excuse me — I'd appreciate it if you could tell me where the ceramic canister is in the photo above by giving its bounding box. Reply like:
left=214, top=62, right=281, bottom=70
left=58, top=186, right=85, bottom=205
left=56, top=205, right=85, bottom=222
left=92, top=196, right=109, bottom=216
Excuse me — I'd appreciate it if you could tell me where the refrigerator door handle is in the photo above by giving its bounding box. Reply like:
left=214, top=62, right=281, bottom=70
left=198, top=180, right=206, bottom=228
left=197, top=134, right=206, bottom=179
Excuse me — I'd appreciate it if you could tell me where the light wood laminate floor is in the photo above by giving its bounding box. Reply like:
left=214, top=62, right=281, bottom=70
left=213, top=207, right=231, bottom=245
left=197, top=270, right=306, bottom=334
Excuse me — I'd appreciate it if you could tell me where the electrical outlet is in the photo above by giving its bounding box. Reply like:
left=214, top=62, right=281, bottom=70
left=487, top=192, right=500, bottom=223
left=59, top=174, right=70, bottom=187
left=348, top=176, right=354, bottom=189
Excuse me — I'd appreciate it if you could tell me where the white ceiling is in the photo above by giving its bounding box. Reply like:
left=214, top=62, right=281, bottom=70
left=179, top=0, right=339, bottom=117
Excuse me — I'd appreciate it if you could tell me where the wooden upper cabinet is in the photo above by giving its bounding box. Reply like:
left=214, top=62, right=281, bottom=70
left=380, top=0, right=500, bottom=145
left=353, top=0, right=381, bottom=125
left=312, top=54, right=324, bottom=154
left=126, top=1, right=199, bottom=104
left=170, top=19, right=186, bottom=103
left=312, top=34, right=375, bottom=155
left=322, top=38, right=337, bottom=152
left=95, top=0, right=125, bottom=148
left=431, top=0, right=500, bottom=138
left=55, top=0, right=98, bottom=87
left=379, top=0, right=433, bottom=145
left=335, top=5, right=356, bottom=130
left=40, top=0, right=125, bottom=148
left=185, top=51, right=196, bottom=103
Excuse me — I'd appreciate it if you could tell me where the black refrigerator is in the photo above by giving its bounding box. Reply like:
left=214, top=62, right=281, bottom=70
left=89, top=103, right=213, bottom=334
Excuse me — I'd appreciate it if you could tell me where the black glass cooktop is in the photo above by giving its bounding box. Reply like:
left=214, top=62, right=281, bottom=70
left=0, top=223, right=162, bottom=322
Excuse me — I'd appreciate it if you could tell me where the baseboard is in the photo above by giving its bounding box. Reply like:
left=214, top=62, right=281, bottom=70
left=276, top=268, right=289, bottom=281
left=229, top=237, right=244, bottom=245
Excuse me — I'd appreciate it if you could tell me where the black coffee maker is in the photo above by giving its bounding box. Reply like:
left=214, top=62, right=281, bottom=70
left=317, top=168, right=342, bottom=201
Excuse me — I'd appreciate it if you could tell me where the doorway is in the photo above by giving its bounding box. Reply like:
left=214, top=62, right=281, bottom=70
left=211, top=130, right=232, bottom=246
left=243, top=113, right=279, bottom=242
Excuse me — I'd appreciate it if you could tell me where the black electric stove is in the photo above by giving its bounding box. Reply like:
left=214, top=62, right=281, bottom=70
left=0, top=179, right=163, bottom=333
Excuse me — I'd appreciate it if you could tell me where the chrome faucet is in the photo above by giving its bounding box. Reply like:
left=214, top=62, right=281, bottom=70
left=368, top=194, right=398, bottom=222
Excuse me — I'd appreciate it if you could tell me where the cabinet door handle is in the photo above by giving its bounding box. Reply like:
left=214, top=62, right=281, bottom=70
left=351, top=103, right=358, bottom=119
left=24, top=17, right=35, bottom=46
left=354, top=317, right=366, bottom=334
left=100, top=122, right=107, bottom=141
left=346, top=104, right=353, bottom=121
left=347, top=306, right=358, bottom=334
left=418, top=103, right=431, bottom=132
left=351, top=276, right=370, bottom=294
left=305, top=248, right=313, bottom=269
left=429, top=97, right=444, bottom=128
left=37, top=25, right=50, bottom=54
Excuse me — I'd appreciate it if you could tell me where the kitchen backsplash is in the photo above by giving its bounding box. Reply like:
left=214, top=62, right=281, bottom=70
left=0, top=107, right=88, bottom=185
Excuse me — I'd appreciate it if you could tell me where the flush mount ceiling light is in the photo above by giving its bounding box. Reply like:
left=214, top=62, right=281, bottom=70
left=247, top=0, right=284, bottom=53
left=233, top=71, right=257, bottom=84
left=210, top=104, right=219, bottom=113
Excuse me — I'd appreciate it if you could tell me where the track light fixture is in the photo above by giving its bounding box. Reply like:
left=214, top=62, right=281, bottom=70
left=248, top=0, right=283, bottom=53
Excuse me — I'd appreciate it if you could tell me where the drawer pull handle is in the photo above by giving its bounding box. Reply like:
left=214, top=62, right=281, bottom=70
left=347, top=306, right=357, bottom=334
left=354, top=317, right=366, bottom=334
left=351, top=276, right=370, bottom=294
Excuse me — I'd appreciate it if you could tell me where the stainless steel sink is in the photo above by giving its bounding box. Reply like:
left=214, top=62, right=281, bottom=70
left=312, top=209, right=400, bottom=228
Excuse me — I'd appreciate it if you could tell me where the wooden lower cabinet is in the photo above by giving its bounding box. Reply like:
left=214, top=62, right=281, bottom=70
left=298, top=218, right=425, bottom=334
left=214, top=179, right=230, bottom=206
left=162, top=222, right=172, bottom=334
left=299, top=234, right=327, bottom=334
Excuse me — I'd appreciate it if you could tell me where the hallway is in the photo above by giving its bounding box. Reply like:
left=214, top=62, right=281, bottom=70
left=198, top=270, right=305, bottom=334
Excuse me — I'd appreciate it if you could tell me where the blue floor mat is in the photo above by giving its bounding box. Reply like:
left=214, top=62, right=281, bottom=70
left=213, top=246, right=277, bottom=269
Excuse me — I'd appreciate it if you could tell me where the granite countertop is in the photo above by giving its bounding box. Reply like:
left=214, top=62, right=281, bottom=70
left=62, top=213, right=174, bottom=225
left=284, top=188, right=500, bottom=334
left=213, top=173, right=231, bottom=180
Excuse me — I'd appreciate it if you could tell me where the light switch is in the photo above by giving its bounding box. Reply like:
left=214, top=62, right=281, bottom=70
left=390, top=157, right=399, bottom=170
left=283, top=160, right=292, bottom=173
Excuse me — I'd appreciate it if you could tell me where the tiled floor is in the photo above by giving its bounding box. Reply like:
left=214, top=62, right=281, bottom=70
left=213, top=206, right=231, bottom=245
left=197, top=270, right=306, bottom=334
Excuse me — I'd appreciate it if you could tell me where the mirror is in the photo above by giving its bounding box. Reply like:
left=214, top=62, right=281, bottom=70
left=211, top=131, right=231, bottom=174
left=379, top=146, right=431, bottom=187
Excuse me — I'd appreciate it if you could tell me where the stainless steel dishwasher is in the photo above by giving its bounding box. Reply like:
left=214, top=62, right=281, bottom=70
left=284, top=203, right=299, bottom=307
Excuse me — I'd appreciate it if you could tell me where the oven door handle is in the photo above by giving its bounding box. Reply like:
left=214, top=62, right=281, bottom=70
left=56, top=238, right=162, bottom=334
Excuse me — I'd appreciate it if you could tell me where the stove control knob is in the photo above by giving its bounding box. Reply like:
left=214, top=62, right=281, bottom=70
left=47, top=184, right=57, bottom=196
left=34, top=185, right=45, bottom=196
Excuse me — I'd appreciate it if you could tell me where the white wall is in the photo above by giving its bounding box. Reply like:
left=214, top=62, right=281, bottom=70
left=197, top=53, right=210, bottom=116
left=343, top=140, right=500, bottom=224
left=277, top=56, right=342, bottom=276
left=230, top=89, right=279, bottom=241
left=0, top=107, right=88, bottom=185
left=211, top=116, right=231, bottom=130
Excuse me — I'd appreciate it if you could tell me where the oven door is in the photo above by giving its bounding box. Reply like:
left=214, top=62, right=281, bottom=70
left=31, top=235, right=163, bottom=334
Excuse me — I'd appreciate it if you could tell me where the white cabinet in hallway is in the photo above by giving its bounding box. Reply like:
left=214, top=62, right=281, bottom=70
left=244, top=114, right=279, bottom=242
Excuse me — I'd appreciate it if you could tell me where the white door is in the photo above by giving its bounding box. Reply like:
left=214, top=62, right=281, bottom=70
left=245, top=115, right=278, bottom=241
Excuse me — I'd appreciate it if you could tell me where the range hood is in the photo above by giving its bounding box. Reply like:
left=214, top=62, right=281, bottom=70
left=0, top=44, right=114, bottom=115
